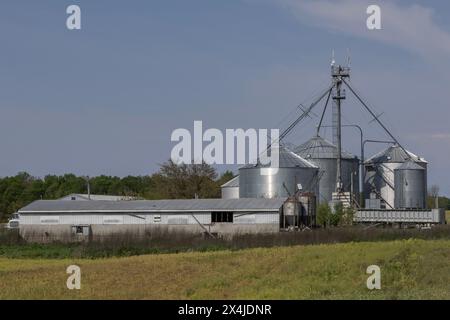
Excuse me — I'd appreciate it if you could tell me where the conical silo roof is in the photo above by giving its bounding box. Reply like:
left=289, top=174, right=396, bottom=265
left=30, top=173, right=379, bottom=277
left=294, top=135, right=356, bottom=160
left=396, top=160, right=425, bottom=171
left=365, top=144, right=427, bottom=164
left=242, top=145, right=318, bottom=169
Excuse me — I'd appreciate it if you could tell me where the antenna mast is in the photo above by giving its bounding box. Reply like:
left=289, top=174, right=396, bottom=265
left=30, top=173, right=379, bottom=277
left=331, top=63, right=350, bottom=193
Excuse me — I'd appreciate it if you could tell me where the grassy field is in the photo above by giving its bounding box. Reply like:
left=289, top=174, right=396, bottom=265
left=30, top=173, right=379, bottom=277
left=447, top=210, right=450, bottom=223
left=0, top=239, right=449, bottom=300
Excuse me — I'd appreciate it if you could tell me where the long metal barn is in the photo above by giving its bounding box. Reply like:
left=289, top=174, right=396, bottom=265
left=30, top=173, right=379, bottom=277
left=17, top=198, right=315, bottom=242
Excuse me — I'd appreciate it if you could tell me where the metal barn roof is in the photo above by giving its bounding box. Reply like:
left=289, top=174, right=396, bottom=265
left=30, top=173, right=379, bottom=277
left=242, top=145, right=317, bottom=169
left=294, top=135, right=356, bottom=160
left=19, top=198, right=287, bottom=214
left=365, top=144, right=427, bottom=164
left=221, top=176, right=239, bottom=188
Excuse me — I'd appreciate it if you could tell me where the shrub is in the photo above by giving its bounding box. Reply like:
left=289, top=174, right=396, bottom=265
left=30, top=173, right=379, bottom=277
left=317, top=203, right=332, bottom=227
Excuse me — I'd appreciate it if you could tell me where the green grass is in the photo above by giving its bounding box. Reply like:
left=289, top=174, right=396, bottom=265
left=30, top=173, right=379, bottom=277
left=0, top=239, right=449, bottom=299
left=446, top=210, right=450, bottom=223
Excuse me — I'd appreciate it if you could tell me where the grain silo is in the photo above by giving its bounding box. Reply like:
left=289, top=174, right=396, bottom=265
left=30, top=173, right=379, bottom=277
left=239, top=145, right=319, bottom=198
left=364, top=144, right=427, bottom=209
left=221, top=176, right=240, bottom=199
left=394, top=160, right=426, bottom=209
left=294, top=135, right=359, bottom=204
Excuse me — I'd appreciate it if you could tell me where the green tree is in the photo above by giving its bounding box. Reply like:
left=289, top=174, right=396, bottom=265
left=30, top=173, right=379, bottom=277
left=217, top=170, right=235, bottom=186
left=340, top=207, right=355, bottom=226
left=316, top=203, right=332, bottom=228
left=157, top=160, right=220, bottom=199
left=330, top=202, right=344, bottom=226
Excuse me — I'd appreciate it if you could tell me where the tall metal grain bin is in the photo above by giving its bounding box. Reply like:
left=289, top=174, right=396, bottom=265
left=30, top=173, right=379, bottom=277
left=239, top=145, right=319, bottom=198
left=364, top=144, right=427, bottom=209
left=221, top=176, right=240, bottom=199
left=294, top=135, right=359, bottom=204
left=394, top=160, right=426, bottom=209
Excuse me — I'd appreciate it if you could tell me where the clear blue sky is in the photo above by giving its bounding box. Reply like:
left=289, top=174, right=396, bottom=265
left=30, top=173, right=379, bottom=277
left=0, top=0, right=449, bottom=195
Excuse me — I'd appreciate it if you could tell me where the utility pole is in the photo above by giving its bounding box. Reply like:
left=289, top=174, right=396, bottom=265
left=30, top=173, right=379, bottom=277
left=331, top=64, right=350, bottom=193
left=83, top=176, right=91, bottom=200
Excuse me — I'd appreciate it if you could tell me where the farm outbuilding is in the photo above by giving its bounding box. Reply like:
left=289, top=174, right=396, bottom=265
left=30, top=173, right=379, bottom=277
left=17, top=198, right=288, bottom=242
left=220, top=176, right=239, bottom=199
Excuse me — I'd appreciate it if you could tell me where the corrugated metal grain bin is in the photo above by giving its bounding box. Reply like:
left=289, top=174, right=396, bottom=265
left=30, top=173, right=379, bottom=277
left=239, top=145, right=319, bottom=198
left=364, top=144, right=427, bottom=209
left=394, top=160, right=426, bottom=209
left=295, top=135, right=359, bottom=203
left=221, top=176, right=240, bottom=199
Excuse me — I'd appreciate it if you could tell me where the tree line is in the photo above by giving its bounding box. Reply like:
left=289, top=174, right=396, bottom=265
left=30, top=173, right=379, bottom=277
left=0, top=161, right=234, bottom=221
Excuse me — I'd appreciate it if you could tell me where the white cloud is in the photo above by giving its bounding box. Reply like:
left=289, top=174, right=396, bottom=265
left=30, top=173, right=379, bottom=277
left=274, top=0, right=450, bottom=60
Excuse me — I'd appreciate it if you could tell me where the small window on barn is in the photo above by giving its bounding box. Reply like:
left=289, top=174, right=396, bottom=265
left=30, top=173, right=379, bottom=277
left=211, top=212, right=233, bottom=223
left=72, top=225, right=90, bottom=236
